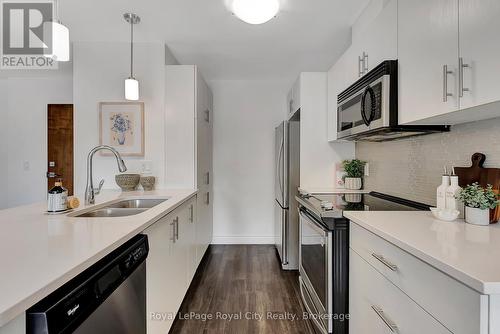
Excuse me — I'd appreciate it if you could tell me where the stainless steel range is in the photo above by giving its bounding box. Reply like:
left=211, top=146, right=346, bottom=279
left=296, top=192, right=430, bottom=334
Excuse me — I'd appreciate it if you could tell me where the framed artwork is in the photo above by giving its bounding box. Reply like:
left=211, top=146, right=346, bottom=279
left=99, top=102, right=145, bottom=156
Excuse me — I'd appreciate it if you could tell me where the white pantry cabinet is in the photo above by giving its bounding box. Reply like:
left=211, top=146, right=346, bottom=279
left=398, top=0, right=460, bottom=124
left=145, top=195, right=199, bottom=334
left=296, top=72, right=354, bottom=189
left=165, top=65, right=213, bottom=265
left=459, top=0, right=500, bottom=110
left=287, top=77, right=301, bottom=116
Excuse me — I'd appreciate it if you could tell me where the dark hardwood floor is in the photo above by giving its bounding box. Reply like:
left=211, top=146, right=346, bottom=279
left=170, top=245, right=314, bottom=334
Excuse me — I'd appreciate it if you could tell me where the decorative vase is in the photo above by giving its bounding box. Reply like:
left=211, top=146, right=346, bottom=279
left=140, top=176, right=156, bottom=191
left=117, top=132, right=126, bottom=145
left=115, top=174, right=140, bottom=191
left=344, top=177, right=362, bottom=190
left=465, top=206, right=490, bottom=226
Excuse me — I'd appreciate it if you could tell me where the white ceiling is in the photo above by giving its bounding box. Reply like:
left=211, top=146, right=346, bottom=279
left=61, top=0, right=369, bottom=82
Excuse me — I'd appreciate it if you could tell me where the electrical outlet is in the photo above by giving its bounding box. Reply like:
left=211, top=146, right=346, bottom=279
left=364, top=163, right=370, bottom=177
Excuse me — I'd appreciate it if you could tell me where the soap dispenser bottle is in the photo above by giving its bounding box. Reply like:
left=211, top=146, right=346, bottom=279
left=446, top=168, right=464, bottom=217
left=437, top=167, right=450, bottom=210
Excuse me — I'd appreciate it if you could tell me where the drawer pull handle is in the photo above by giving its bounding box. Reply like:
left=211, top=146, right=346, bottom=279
left=371, top=305, right=399, bottom=333
left=371, top=253, right=398, bottom=271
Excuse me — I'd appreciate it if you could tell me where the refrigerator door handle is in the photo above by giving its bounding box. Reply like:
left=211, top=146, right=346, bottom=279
left=277, top=140, right=284, bottom=202
left=282, top=208, right=288, bottom=265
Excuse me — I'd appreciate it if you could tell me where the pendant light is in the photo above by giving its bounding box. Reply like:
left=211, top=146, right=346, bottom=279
left=231, top=0, right=280, bottom=25
left=43, top=0, right=70, bottom=61
left=124, top=13, right=140, bottom=101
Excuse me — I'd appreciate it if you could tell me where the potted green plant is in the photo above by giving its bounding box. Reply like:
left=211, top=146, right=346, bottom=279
left=342, top=159, right=366, bottom=190
left=456, top=183, right=499, bottom=226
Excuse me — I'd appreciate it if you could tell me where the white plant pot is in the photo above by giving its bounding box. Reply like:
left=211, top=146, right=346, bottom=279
left=465, top=206, right=490, bottom=226
left=344, top=177, right=362, bottom=190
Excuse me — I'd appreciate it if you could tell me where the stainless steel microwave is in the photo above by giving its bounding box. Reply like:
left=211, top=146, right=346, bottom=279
left=336, top=60, right=449, bottom=141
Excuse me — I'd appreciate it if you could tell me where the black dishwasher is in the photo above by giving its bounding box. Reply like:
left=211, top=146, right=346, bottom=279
left=27, top=234, right=149, bottom=334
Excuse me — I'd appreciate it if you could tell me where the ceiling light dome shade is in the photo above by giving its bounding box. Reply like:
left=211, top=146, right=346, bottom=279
left=232, top=0, right=280, bottom=25
left=43, top=21, right=70, bottom=61
left=125, top=78, right=139, bottom=101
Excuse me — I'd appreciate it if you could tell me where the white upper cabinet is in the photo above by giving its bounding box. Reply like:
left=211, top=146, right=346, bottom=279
left=399, top=0, right=500, bottom=125
left=357, top=0, right=398, bottom=73
left=459, top=0, right=500, bottom=110
left=398, top=0, right=460, bottom=125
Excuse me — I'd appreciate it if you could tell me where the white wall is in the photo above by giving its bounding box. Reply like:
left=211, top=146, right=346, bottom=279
left=0, top=66, right=73, bottom=208
left=72, top=42, right=166, bottom=193
left=211, top=80, right=287, bottom=244
left=0, top=80, right=7, bottom=209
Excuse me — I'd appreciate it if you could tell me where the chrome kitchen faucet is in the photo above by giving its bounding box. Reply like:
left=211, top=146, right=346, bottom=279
left=85, top=145, right=127, bottom=205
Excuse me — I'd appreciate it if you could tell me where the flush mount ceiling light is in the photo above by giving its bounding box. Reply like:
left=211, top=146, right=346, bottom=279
left=231, top=0, right=280, bottom=25
left=43, top=0, right=70, bottom=61
left=124, top=13, right=140, bottom=101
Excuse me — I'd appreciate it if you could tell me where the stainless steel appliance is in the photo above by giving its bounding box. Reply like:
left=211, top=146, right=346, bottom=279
left=275, top=116, right=300, bottom=270
left=27, top=234, right=148, bottom=334
left=297, top=192, right=430, bottom=334
left=337, top=60, right=449, bottom=141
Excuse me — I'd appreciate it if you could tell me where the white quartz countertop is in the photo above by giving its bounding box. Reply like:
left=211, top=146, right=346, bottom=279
left=0, top=189, right=197, bottom=327
left=344, top=210, right=500, bottom=295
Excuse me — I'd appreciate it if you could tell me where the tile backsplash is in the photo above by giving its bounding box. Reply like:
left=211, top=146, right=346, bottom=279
left=356, top=117, right=500, bottom=206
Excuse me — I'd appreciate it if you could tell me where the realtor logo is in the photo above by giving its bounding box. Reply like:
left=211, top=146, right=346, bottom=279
left=1, top=0, right=58, bottom=69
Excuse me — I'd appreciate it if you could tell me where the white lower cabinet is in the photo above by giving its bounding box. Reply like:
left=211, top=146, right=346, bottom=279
left=350, top=249, right=452, bottom=334
left=350, top=223, right=490, bottom=334
left=145, top=195, right=206, bottom=334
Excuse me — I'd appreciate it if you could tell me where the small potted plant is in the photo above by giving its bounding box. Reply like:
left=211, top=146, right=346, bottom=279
left=342, top=159, right=366, bottom=190
left=456, top=183, right=499, bottom=226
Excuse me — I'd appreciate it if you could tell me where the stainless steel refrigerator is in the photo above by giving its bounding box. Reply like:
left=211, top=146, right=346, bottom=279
left=274, top=117, right=300, bottom=270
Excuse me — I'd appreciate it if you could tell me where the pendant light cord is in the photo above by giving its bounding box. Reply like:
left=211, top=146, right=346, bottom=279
left=53, top=0, right=59, bottom=22
left=130, top=19, right=134, bottom=78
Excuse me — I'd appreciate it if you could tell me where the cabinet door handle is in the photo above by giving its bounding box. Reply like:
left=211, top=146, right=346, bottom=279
left=204, top=109, right=210, bottom=123
left=371, top=306, right=399, bottom=333
left=459, top=57, right=470, bottom=98
left=363, top=52, right=369, bottom=73
left=206, top=192, right=210, bottom=205
left=206, top=172, right=210, bottom=185
left=289, top=99, right=294, bottom=113
left=174, top=217, right=179, bottom=240
left=371, top=253, right=398, bottom=271
left=358, top=55, right=364, bottom=77
left=189, top=204, right=194, bottom=223
left=170, top=220, right=176, bottom=243
left=443, top=65, right=453, bottom=102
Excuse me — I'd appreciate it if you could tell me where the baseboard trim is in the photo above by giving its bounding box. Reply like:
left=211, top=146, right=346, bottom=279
left=211, top=236, right=274, bottom=245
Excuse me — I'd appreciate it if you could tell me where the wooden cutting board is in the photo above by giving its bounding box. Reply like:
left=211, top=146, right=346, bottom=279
left=454, top=153, right=500, bottom=223
left=454, top=153, right=500, bottom=189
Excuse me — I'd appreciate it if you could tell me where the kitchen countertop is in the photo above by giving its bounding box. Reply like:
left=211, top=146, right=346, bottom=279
left=343, top=210, right=500, bottom=294
left=0, top=189, right=197, bottom=327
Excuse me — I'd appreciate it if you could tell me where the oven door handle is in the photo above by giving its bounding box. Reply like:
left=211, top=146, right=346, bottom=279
left=299, top=210, right=328, bottom=237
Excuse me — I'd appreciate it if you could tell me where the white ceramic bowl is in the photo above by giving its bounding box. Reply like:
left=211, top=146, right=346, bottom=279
left=430, top=207, right=460, bottom=222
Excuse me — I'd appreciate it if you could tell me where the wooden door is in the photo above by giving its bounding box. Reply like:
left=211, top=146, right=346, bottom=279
left=47, top=104, right=74, bottom=195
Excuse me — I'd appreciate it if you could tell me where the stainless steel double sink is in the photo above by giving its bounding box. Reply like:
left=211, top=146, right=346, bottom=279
left=72, top=198, right=168, bottom=218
